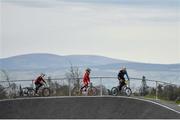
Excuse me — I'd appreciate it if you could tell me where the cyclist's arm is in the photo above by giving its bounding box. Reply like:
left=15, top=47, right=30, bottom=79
left=87, top=76, right=90, bottom=83
left=42, top=78, right=46, bottom=84
left=43, top=80, right=48, bottom=87
left=125, top=72, right=130, bottom=80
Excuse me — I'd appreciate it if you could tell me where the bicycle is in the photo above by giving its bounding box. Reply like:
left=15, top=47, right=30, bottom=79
left=72, top=82, right=97, bottom=96
left=22, top=83, right=51, bottom=97
left=111, top=80, right=132, bottom=96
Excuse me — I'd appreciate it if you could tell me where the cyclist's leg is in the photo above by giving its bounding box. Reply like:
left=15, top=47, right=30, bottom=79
left=80, top=85, right=85, bottom=91
left=84, top=83, right=88, bottom=91
left=119, top=78, right=125, bottom=91
left=35, top=83, right=39, bottom=93
left=80, top=83, right=88, bottom=91
left=121, top=79, right=126, bottom=90
left=35, top=83, right=42, bottom=93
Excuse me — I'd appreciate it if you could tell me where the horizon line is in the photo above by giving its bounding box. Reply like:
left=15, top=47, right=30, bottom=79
left=0, top=52, right=179, bottom=65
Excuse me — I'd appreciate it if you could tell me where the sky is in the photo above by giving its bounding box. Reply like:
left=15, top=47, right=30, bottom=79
left=0, top=0, right=180, bottom=64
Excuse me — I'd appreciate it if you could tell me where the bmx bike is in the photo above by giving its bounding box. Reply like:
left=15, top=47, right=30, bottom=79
left=22, top=83, right=51, bottom=97
left=111, top=80, right=132, bottom=96
left=72, top=82, right=97, bottom=96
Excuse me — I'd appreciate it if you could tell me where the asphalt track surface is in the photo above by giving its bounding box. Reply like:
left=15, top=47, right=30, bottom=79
left=0, top=96, right=180, bottom=119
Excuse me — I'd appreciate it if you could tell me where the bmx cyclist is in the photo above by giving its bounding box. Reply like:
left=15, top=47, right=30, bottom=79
left=34, top=73, right=47, bottom=94
left=80, top=68, right=91, bottom=92
left=118, top=67, right=129, bottom=91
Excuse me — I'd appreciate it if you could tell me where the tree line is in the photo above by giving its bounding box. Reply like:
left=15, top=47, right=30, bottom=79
left=138, top=76, right=180, bottom=102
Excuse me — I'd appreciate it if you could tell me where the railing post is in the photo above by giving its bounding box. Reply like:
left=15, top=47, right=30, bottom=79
left=32, top=80, right=34, bottom=88
left=100, top=77, right=103, bottom=96
left=68, top=79, right=71, bottom=96
left=156, top=81, right=158, bottom=100
left=141, top=76, right=146, bottom=96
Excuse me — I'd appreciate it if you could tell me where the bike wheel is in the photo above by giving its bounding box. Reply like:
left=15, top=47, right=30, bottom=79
left=111, top=87, right=118, bottom=96
left=125, top=87, right=132, bottom=97
left=72, top=87, right=81, bottom=96
left=27, top=89, right=35, bottom=97
left=42, top=88, right=50, bottom=97
left=88, top=87, right=97, bottom=96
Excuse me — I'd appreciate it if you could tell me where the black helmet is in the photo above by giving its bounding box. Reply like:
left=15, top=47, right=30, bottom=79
left=86, top=68, right=91, bottom=72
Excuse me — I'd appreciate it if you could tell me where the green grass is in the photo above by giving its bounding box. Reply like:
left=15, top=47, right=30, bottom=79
left=176, top=100, right=180, bottom=104
left=144, top=95, right=156, bottom=99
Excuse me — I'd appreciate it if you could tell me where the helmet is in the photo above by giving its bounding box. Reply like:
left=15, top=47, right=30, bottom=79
left=40, top=73, right=45, bottom=77
left=121, top=67, right=126, bottom=71
left=86, top=68, right=91, bottom=72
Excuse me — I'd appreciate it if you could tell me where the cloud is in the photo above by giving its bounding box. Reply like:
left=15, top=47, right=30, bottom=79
left=2, top=0, right=179, bottom=8
left=59, top=0, right=179, bottom=7
left=1, top=0, right=179, bottom=23
left=1, top=0, right=179, bottom=63
left=1, top=0, right=58, bottom=8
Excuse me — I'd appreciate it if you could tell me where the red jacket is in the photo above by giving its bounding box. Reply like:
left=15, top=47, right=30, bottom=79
left=35, top=76, right=45, bottom=84
left=83, top=72, right=90, bottom=84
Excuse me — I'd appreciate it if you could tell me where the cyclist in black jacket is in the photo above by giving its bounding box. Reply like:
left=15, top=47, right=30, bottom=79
left=118, top=67, right=129, bottom=90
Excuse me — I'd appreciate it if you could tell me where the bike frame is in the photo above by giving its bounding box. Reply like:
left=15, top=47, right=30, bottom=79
left=72, top=82, right=97, bottom=96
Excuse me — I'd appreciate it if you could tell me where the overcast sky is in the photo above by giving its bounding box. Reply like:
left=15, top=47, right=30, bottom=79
left=0, top=0, right=180, bottom=64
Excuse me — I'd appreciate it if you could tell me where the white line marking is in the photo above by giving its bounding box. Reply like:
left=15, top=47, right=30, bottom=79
left=116, top=96, right=180, bottom=114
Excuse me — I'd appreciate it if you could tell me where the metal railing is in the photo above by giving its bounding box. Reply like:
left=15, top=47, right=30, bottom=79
left=0, top=76, right=179, bottom=100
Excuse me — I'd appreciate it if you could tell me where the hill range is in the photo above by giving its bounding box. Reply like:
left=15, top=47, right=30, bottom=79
left=0, top=53, right=179, bottom=71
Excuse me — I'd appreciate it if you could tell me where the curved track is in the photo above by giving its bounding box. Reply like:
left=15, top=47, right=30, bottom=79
left=0, top=96, right=179, bottom=119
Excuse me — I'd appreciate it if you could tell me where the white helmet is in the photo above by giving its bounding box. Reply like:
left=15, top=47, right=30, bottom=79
left=121, top=67, right=126, bottom=71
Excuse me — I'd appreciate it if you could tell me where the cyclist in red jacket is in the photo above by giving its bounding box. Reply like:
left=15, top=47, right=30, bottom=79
left=80, top=68, right=91, bottom=92
left=34, top=73, right=46, bottom=94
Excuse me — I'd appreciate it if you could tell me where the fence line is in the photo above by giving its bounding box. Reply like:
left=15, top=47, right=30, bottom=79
left=0, top=76, right=179, bottom=86
left=130, top=77, right=178, bottom=86
left=0, top=76, right=179, bottom=100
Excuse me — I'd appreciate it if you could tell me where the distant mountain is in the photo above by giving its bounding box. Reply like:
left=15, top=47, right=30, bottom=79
left=1, top=53, right=180, bottom=85
left=94, top=62, right=180, bottom=71
left=0, top=53, right=179, bottom=71
left=0, top=53, right=128, bottom=70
